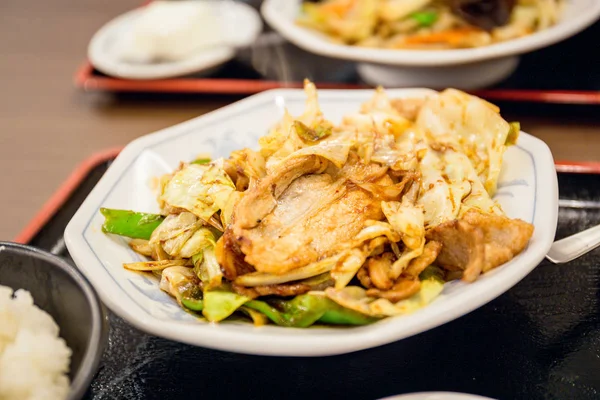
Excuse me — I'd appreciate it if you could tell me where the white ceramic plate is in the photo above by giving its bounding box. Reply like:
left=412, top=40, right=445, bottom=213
left=261, top=0, right=600, bottom=67
left=88, top=1, right=262, bottom=80
left=64, top=88, right=558, bottom=357
left=380, top=392, right=495, bottom=400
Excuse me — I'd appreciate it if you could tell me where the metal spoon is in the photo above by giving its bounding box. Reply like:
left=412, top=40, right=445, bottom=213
left=546, top=199, right=600, bottom=263
left=546, top=223, right=600, bottom=264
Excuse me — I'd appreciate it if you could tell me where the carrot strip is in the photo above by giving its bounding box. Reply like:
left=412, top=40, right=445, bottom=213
left=403, top=28, right=483, bottom=46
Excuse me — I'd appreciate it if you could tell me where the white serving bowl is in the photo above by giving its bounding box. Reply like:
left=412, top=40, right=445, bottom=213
left=380, top=392, right=495, bottom=400
left=64, top=88, right=558, bottom=357
left=261, top=0, right=600, bottom=88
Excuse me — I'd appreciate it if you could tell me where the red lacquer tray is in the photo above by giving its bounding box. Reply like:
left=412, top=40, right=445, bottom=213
left=75, top=61, right=600, bottom=105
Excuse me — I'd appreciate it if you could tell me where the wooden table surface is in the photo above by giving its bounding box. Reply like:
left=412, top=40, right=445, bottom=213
left=0, top=0, right=599, bottom=241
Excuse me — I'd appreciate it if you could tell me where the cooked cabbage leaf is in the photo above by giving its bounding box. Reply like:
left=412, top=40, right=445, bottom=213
left=325, top=270, right=444, bottom=317
left=160, top=161, right=236, bottom=221
left=203, top=289, right=250, bottom=322
left=159, top=266, right=198, bottom=304
left=416, top=89, right=511, bottom=195
left=382, top=200, right=425, bottom=279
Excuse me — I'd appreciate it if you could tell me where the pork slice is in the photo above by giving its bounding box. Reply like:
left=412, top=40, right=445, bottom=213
left=236, top=173, right=384, bottom=274
left=426, top=219, right=485, bottom=282
left=234, top=155, right=328, bottom=229
left=461, top=208, right=534, bottom=272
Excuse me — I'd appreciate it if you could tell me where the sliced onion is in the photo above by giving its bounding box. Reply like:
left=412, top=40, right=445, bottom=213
left=129, top=239, right=153, bottom=256
left=124, top=259, right=188, bottom=271
left=234, top=254, right=343, bottom=287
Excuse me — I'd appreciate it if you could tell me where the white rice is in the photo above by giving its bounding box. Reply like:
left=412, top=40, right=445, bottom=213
left=0, top=285, right=72, bottom=400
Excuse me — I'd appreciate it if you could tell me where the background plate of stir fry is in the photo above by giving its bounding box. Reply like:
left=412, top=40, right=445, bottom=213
left=261, top=0, right=600, bottom=66
left=65, top=83, right=558, bottom=356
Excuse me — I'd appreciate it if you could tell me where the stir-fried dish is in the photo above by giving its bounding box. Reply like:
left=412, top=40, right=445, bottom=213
left=101, top=82, right=533, bottom=327
left=297, top=0, right=564, bottom=49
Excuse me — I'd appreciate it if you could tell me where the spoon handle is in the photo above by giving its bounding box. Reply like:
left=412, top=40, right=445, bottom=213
left=546, top=224, right=600, bottom=264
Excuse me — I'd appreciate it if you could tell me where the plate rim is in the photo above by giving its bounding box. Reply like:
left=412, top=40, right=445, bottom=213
left=379, top=392, right=496, bottom=400
left=64, top=88, right=558, bottom=356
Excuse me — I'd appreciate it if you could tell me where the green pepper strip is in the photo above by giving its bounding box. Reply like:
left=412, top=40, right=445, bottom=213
left=183, top=294, right=322, bottom=326
left=410, top=11, right=438, bottom=27
left=246, top=295, right=379, bottom=327
left=319, top=303, right=377, bottom=326
left=182, top=292, right=378, bottom=327
left=191, top=158, right=211, bottom=165
left=100, top=208, right=164, bottom=240
left=181, top=297, right=204, bottom=311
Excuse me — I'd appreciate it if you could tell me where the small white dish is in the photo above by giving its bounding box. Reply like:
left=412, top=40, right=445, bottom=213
left=88, top=1, right=262, bottom=80
left=261, top=0, right=600, bottom=88
left=64, top=88, right=558, bottom=357
left=380, top=392, right=495, bottom=400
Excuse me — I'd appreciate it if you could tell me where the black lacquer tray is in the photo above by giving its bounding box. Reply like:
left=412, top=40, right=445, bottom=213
left=18, top=151, right=600, bottom=400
